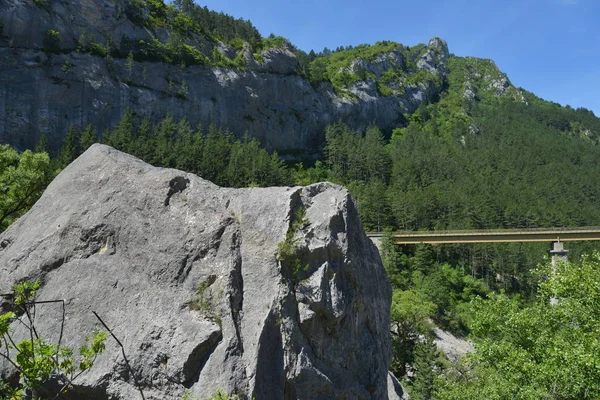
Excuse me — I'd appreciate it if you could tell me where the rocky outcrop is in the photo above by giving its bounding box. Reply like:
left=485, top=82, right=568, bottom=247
left=348, top=51, right=404, bottom=79
left=0, top=144, right=396, bottom=399
left=0, top=0, right=449, bottom=157
left=416, top=38, right=449, bottom=75
left=432, top=326, right=474, bottom=362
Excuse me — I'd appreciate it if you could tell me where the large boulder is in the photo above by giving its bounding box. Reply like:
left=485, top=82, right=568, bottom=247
left=0, top=144, right=394, bottom=399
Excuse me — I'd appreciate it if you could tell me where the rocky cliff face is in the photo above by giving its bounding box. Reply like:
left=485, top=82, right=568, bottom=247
left=0, top=144, right=401, bottom=399
left=0, top=0, right=448, bottom=156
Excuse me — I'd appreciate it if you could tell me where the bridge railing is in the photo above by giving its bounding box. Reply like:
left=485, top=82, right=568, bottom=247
left=366, top=227, right=600, bottom=244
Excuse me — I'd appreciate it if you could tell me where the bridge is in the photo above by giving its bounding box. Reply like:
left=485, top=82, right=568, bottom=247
left=366, top=227, right=600, bottom=244
left=366, top=227, right=600, bottom=263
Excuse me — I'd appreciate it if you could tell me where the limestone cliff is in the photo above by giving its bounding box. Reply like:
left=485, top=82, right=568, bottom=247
left=0, top=0, right=448, bottom=156
left=0, top=144, right=401, bottom=399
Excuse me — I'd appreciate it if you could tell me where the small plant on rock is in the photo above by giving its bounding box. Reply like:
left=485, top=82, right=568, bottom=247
left=43, top=29, right=60, bottom=52
left=277, top=207, right=309, bottom=281
left=61, top=58, right=74, bottom=73
left=190, top=278, right=221, bottom=327
left=277, top=207, right=306, bottom=261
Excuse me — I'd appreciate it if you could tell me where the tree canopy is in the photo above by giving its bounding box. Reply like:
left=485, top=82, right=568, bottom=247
left=0, top=146, right=53, bottom=233
left=437, top=253, right=600, bottom=399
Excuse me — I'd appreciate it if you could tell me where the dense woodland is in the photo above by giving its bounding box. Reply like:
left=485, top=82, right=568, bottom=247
left=3, top=1, right=600, bottom=398
left=4, top=90, right=600, bottom=397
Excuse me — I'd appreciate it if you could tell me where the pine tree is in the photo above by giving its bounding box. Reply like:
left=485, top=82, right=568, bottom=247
left=199, top=123, right=231, bottom=184
left=34, top=133, right=49, bottom=154
left=135, top=118, right=153, bottom=160
left=173, top=118, right=195, bottom=171
left=108, top=108, right=135, bottom=152
left=57, top=126, right=79, bottom=168
left=80, top=124, right=97, bottom=151
left=411, top=336, right=438, bottom=400
left=151, top=114, right=176, bottom=167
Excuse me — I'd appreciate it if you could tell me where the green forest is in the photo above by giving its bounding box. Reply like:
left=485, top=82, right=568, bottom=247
left=3, top=0, right=600, bottom=397
left=4, top=89, right=600, bottom=397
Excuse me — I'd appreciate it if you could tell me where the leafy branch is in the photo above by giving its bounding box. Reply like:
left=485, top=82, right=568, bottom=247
left=0, top=281, right=107, bottom=399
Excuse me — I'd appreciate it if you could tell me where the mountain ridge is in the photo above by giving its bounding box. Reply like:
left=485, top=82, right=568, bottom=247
left=0, top=0, right=597, bottom=156
left=0, top=0, right=529, bottom=156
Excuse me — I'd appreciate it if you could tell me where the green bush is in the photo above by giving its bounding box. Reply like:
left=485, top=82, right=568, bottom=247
left=277, top=207, right=309, bottom=280
left=212, top=47, right=234, bottom=68
left=436, top=254, right=600, bottom=399
left=261, top=35, right=289, bottom=50
left=0, top=146, right=53, bottom=232
left=61, top=58, right=74, bottom=73
left=228, top=37, right=246, bottom=52
left=0, top=281, right=107, bottom=398
left=190, top=278, right=221, bottom=328
left=137, top=38, right=209, bottom=66
left=43, top=29, right=60, bottom=52
left=233, top=54, right=246, bottom=68
left=377, top=82, right=393, bottom=97
left=171, top=11, right=200, bottom=36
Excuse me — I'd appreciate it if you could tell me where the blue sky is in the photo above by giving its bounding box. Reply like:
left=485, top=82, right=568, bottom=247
left=196, top=0, right=599, bottom=115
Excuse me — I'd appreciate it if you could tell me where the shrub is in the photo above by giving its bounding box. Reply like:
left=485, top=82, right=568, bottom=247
left=260, top=35, right=289, bottom=51
left=212, top=47, right=234, bottom=68
left=190, top=278, right=221, bottom=327
left=0, top=281, right=107, bottom=398
left=172, top=11, right=199, bottom=36
left=61, top=57, right=74, bottom=73
left=228, top=37, right=246, bottom=52
left=377, top=82, right=394, bottom=97
left=277, top=207, right=309, bottom=281
left=43, top=29, right=60, bottom=52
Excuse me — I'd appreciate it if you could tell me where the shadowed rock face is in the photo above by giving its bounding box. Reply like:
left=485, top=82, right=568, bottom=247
left=0, top=144, right=395, bottom=399
left=0, top=0, right=447, bottom=157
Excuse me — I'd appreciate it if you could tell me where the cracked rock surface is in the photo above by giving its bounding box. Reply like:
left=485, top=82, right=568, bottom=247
left=0, top=144, right=395, bottom=399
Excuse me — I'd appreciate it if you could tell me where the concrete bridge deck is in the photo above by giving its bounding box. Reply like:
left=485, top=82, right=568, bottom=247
left=367, top=227, right=600, bottom=244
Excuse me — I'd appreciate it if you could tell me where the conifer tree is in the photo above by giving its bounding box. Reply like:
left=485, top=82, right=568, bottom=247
left=135, top=118, right=153, bottom=160
left=57, top=126, right=79, bottom=168
left=34, top=133, right=49, bottom=154
left=173, top=118, right=195, bottom=171
left=151, top=114, right=176, bottom=167
left=80, top=124, right=97, bottom=151
left=106, top=108, right=135, bottom=153
left=411, top=336, right=437, bottom=400
left=200, top=123, right=231, bottom=184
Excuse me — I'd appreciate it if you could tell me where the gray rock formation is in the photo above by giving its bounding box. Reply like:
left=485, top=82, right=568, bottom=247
left=432, top=326, right=474, bottom=362
left=0, top=144, right=398, bottom=399
left=416, top=38, right=449, bottom=75
left=0, top=0, right=448, bottom=157
left=348, top=51, right=404, bottom=79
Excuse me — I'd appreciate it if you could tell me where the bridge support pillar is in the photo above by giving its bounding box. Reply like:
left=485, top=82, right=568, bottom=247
left=550, top=241, right=568, bottom=266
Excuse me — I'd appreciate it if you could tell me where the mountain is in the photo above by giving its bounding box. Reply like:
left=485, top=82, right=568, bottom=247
left=0, top=0, right=449, bottom=157
left=2, top=1, right=598, bottom=159
left=3, top=0, right=598, bottom=159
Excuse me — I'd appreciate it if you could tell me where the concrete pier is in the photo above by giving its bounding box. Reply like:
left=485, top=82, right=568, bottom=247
left=550, top=241, right=569, bottom=266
